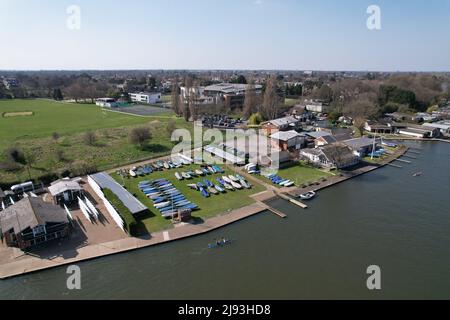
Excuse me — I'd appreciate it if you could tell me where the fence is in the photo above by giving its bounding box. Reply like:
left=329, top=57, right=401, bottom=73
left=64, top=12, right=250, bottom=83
left=87, top=175, right=126, bottom=233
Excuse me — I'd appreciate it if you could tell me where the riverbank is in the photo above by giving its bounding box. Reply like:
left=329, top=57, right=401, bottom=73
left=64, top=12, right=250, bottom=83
left=0, top=143, right=410, bottom=280
left=0, top=199, right=270, bottom=279
left=286, top=144, right=410, bottom=195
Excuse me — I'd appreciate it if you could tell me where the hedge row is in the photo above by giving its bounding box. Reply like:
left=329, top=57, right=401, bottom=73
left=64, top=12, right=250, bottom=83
left=103, top=188, right=137, bottom=236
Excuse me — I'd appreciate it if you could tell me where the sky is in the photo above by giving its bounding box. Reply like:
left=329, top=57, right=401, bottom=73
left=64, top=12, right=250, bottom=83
left=0, top=0, right=449, bottom=71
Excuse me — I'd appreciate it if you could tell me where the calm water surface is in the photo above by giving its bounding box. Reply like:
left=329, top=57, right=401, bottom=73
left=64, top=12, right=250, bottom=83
left=0, top=141, right=449, bottom=299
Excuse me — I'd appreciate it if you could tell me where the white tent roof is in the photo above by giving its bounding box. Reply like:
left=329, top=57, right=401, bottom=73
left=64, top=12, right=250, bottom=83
left=48, top=181, right=82, bottom=196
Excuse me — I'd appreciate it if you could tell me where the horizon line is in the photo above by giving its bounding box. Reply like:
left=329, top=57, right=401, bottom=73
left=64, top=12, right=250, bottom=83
left=1, top=68, right=450, bottom=73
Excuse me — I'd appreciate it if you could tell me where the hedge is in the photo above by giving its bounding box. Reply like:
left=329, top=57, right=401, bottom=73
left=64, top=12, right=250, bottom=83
left=103, top=188, right=137, bottom=236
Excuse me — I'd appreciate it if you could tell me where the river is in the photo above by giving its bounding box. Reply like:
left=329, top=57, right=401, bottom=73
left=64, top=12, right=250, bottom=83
left=0, top=141, right=449, bottom=299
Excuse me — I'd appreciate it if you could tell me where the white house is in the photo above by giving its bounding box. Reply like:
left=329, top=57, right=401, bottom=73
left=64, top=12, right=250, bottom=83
left=180, top=86, right=216, bottom=105
left=96, top=98, right=118, bottom=108
left=129, top=92, right=162, bottom=104
left=422, top=122, right=450, bottom=136
left=305, top=100, right=329, bottom=113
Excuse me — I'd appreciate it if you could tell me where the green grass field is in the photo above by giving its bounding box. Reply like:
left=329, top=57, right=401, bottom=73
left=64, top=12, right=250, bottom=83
left=259, top=162, right=333, bottom=187
left=0, top=99, right=149, bottom=145
left=0, top=99, right=192, bottom=185
left=111, top=164, right=265, bottom=232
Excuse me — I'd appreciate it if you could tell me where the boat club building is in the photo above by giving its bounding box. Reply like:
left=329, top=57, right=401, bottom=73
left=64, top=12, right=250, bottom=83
left=342, top=137, right=378, bottom=157
left=300, top=143, right=360, bottom=169
left=0, top=197, right=71, bottom=250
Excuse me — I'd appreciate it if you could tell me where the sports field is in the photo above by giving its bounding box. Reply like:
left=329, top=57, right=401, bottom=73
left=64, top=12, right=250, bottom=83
left=0, top=99, right=191, bottom=185
left=0, top=99, right=149, bottom=145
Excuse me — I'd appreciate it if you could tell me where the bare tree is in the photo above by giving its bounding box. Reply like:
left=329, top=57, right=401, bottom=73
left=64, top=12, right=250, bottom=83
left=182, top=77, right=193, bottom=121
left=83, top=131, right=97, bottom=146
left=188, top=79, right=199, bottom=121
left=171, top=81, right=181, bottom=116
left=261, top=75, right=278, bottom=120
left=243, top=79, right=257, bottom=118
left=129, top=127, right=152, bottom=149
left=166, top=120, right=176, bottom=138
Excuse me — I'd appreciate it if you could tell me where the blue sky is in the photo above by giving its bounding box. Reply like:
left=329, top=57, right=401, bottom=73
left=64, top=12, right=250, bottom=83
left=0, top=0, right=449, bottom=71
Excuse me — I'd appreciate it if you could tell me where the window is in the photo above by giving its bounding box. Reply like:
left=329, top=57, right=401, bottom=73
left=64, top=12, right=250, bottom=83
left=33, top=225, right=46, bottom=237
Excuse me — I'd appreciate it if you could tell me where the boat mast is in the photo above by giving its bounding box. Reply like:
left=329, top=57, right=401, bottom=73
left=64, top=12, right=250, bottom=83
left=371, top=132, right=376, bottom=160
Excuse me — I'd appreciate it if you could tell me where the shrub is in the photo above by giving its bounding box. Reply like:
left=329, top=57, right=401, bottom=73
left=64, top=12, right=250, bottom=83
left=103, top=188, right=137, bottom=235
left=52, top=132, right=60, bottom=141
left=248, top=113, right=263, bottom=125
left=129, top=126, right=152, bottom=149
left=83, top=131, right=97, bottom=146
left=166, top=120, right=177, bottom=138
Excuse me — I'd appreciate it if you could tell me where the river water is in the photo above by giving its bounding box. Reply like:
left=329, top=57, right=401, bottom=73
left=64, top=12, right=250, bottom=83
left=0, top=141, right=449, bottom=299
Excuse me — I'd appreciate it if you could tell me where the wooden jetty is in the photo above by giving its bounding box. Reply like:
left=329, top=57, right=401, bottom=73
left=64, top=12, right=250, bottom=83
left=277, top=192, right=308, bottom=209
left=407, top=150, right=421, bottom=155
left=267, top=206, right=287, bottom=218
left=402, top=154, right=417, bottom=159
left=387, top=163, right=402, bottom=168
left=256, top=201, right=287, bottom=218
left=394, top=158, right=411, bottom=164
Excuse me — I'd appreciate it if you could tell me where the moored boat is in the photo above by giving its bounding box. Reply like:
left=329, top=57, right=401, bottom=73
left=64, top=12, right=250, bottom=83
left=299, top=191, right=316, bottom=200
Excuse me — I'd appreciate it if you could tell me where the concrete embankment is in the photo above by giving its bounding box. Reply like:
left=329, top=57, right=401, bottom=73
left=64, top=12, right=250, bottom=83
left=0, top=202, right=268, bottom=280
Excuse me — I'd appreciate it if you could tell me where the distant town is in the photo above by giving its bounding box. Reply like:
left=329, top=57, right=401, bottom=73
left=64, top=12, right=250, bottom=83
left=1, top=70, right=449, bottom=278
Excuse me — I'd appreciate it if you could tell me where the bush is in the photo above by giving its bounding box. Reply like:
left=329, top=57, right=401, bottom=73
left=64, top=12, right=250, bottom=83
left=129, top=126, right=152, bottom=149
left=83, top=131, right=97, bottom=146
left=103, top=188, right=137, bottom=235
left=166, top=120, right=176, bottom=138
left=248, top=113, right=263, bottom=125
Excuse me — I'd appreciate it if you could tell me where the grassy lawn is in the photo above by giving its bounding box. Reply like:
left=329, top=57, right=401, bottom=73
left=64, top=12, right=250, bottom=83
left=111, top=164, right=265, bottom=233
left=362, top=145, right=397, bottom=164
left=258, top=161, right=334, bottom=187
left=284, top=98, right=299, bottom=107
left=0, top=99, right=193, bottom=185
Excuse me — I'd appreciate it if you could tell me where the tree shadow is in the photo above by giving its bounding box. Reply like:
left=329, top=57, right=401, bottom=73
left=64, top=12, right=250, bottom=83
left=141, top=144, right=170, bottom=153
left=189, top=216, right=205, bottom=225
